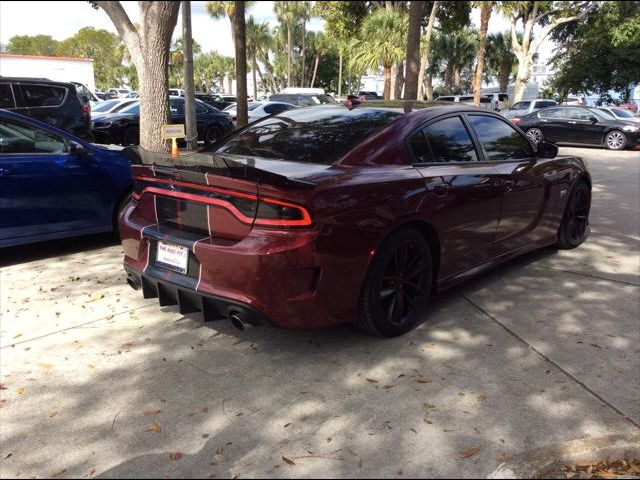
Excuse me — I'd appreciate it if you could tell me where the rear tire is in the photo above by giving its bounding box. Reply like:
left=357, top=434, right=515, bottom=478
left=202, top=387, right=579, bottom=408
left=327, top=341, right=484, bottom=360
left=604, top=130, right=626, bottom=150
left=357, top=229, right=433, bottom=337
left=557, top=180, right=590, bottom=249
left=122, top=127, right=139, bottom=146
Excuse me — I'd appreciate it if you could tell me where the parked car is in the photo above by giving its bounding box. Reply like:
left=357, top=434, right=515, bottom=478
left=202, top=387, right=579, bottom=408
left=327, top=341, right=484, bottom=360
left=92, top=96, right=233, bottom=146
left=358, top=91, right=383, bottom=101
left=0, top=77, right=92, bottom=140
left=107, top=88, right=131, bottom=99
left=0, top=109, right=132, bottom=247
left=125, top=91, right=139, bottom=99
left=224, top=101, right=297, bottom=126
left=91, top=98, right=138, bottom=116
left=269, top=92, right=337, bottom=106
left=197, top=94, right=236, bottom=110
left=501, top=99, right=557, bottom=119
left=617, top=100, right=638, bottom=113
left=120, top=103, right=591, bottom=337
left=168, top=88, right=185, bottom=97
left=435, top=92, right=509, bottom=110
left=70, top=82, right=102, bottom=107
left=597, top=106, right=640, bottom=123
left=514, top=106, right=640, bottom=150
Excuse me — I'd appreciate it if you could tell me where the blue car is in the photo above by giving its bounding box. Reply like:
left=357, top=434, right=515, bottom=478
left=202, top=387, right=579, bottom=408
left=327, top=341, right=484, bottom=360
left=0, top=109, right=132, bottom=247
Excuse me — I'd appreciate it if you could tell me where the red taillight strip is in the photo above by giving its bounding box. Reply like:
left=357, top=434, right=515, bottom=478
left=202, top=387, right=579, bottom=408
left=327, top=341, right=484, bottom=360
left=132, top=176, right=312, bottom=227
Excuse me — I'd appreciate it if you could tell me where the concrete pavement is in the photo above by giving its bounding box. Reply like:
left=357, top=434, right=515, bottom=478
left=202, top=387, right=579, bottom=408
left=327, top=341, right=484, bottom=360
left=0, top=147, right=638, bottom=478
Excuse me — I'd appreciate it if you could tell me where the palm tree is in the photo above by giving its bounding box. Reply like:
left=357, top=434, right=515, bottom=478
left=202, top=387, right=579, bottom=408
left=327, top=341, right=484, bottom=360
left=350, top=9, right=408, bottom=100
left=246, top=16, right=270, bottom=99
left=223, top=56, right=235, bottom=94
left=298, top=1, right=312, bottom=87
left=485, top=31, right=519, bottom=93
left=439, top=29, right=478, bottom=93
left=472, top=1, right=494, bottom=106
left=169, top=36, right=202, bottom=88
left=308, top=31, right=329, bottom=89
left=417, top=0, right=439, bottom=100
left=273, top=1, right=298, bottom=87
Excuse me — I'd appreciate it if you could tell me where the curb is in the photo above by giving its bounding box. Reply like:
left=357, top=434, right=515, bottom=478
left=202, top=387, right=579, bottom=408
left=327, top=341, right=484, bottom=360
left=487, top=434, right=640, bottom=479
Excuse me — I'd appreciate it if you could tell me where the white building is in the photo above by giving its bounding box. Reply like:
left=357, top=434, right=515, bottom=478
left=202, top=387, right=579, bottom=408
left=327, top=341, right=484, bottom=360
left=0, top=54, right=96, bottom=92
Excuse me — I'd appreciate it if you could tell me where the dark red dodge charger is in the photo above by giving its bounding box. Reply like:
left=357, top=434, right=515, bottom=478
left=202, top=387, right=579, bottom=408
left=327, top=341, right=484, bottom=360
left=120, top=103, right=591, bottom=336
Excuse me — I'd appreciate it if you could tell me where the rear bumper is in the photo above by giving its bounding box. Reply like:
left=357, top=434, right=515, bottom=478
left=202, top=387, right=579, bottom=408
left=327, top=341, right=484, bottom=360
left=119, top=205, right=369, bottom=329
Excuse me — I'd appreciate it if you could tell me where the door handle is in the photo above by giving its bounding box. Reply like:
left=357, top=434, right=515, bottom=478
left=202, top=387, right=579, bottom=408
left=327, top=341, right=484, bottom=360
left=427, top=183, right=449, bottom=197
left=0, top=168, right=9, bottom=177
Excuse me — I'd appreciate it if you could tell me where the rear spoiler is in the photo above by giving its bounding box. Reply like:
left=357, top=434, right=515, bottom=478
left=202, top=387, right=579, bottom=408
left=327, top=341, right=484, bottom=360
left=122, top=146, right=316, bottom=190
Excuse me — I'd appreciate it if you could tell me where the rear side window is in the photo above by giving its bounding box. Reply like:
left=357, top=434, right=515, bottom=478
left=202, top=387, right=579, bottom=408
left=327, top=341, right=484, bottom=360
left=539, top=108, right=565, bottom=119
left=468, top=115, right=533, bottom=161
left=0, top=119, right=67, bottom=154
left=437, top=96, right=455, bottom=102
left=20, top=84, right=66, bottom=108
left=410, top=116, right=478, bottom=163
left=0, top=84, right=15, bottom=108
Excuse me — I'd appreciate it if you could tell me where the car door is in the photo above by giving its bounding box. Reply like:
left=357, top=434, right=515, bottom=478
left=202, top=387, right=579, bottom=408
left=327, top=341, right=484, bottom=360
left=565, top=108, right=606, bottom=144
left=536, top=107, right=571, bottom=142
left=408, top=114, right=502, bottom=279
left=466, top=114, right=549, bottom=253
left=0, top=117, right=106, bottom=244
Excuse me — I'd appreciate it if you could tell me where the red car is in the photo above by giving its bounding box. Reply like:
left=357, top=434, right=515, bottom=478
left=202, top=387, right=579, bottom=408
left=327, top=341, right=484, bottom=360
left=120, top=104, right=591, bottom=337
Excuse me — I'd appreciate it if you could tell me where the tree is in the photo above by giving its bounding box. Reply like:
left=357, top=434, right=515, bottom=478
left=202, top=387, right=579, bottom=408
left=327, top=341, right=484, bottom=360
left=472, top=1, right=494, bottom=106
left=550, top=1, right=640, bottom=98
left=350, top=9, right=408, bottom=100
left=308, top=31, right=330, bottom=89
left=92, top=1, right=180, bottom=152
left=403, top=1, right=425, bottom=100
left=314, top=1, right=369, bottom=97
left=5, top=35, right=59, bottom=56
left=57, top=28, right=125, bottom=91
left=169, top=36, right=202, bottom=88
left=500, top=1, right=593, bottom=103
left=234, top=1, right=248, bottom=128
left=485, top=31, right=516, bottom=93
left=273, top=1, right=303, bottom=88
left=182, top=1, right=197, bottom=151
left=299, top=1, right=312, bottom=87
left=416, top=1, right=439, bottom=100
left=246, top=16, right=270, bottom=98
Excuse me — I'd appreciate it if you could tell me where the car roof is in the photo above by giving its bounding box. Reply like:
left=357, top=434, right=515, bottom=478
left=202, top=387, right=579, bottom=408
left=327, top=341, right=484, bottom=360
left=0, top=76, right=74, bottom=88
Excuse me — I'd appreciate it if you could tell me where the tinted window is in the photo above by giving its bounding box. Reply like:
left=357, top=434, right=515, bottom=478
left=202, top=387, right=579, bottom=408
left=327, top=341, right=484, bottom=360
left=195, top=102, right=208, bottom=114
left=567, top=108, right=592, bottom=120
left=408, top=130, right=432, bottom=163
left=539, top=108, right=566, bottom=119
left=468, top=115, right=533, bottom=161
left=213, top=108, right=402, bottom=164
left=437, top=97, right=455, bottom=102
left=611, top=108, right=634, bottom=118
left=0, top=84, right=15, bottom=108
left=420, top=116, right=478, bottom=163
left=111, top=100, right=136, bottom=112
left=0, top=119, right=67, bottom=154
left=264, top=103, right=290, bottom=114
left=92, top=99, right=120, bottom=112
left=512, top=102, right=531, bottom=110
left=535, top=101, right=556, bottom=108
left=20, top=84, right=66, bottom=107
left=170, top=99, right=185, bottom=114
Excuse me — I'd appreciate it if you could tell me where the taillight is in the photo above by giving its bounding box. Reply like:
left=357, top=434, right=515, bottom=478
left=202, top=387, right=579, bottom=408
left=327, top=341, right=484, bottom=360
left=511, top=117, right=521, bottom=126
left=81, top=103, right=90, bottom=115
left=132, top=176, right=312, bottom=228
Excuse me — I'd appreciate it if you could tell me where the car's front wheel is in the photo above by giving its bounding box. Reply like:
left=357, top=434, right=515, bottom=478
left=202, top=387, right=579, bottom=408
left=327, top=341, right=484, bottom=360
left=526, top=128, right=544, bottom=145
left=358, top=229, right=433, bottom=337
left=604, top=130, right=626, bottom=150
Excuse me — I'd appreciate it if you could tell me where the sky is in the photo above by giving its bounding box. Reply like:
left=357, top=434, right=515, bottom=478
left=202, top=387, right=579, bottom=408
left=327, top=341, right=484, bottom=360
left=0, top=1, right=553, bottom=62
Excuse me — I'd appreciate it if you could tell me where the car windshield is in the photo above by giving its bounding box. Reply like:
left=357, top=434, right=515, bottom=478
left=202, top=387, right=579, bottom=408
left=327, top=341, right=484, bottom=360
left=511, top=102, right=531, bottom=110
left=611, top=108, right=635, bottom=118
left=211, top=107, right=402, bottom=164
left=92, top=100, right=120, bottom=112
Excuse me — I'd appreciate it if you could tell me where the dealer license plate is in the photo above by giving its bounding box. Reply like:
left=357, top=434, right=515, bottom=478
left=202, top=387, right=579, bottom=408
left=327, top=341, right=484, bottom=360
left=156, top=241, right=189, bottom=274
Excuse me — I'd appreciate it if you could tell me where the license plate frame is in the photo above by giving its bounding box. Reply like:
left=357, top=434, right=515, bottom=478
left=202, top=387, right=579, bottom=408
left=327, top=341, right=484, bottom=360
left=156, top=241, right=189, bottom=274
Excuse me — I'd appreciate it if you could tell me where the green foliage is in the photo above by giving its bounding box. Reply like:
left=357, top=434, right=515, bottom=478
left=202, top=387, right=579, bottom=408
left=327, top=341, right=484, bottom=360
left=5, top=35, right=60, bottom=56
left=349, top=9, right=408, bottom=72
left=313, top=1, right=368, bottom=45
left=550, top=1, right=640, bottom=95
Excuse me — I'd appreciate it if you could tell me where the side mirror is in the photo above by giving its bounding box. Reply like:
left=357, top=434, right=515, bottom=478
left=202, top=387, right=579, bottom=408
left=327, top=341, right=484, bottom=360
left=68, top=140, right=88, bottom=156
left=537, top=141, right=558, bottom=159
left=589, top=116, right=598, bottom=123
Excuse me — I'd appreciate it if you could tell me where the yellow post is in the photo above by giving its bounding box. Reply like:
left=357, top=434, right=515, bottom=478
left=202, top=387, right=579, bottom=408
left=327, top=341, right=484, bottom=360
left=171, top=137, right=179, bottom=157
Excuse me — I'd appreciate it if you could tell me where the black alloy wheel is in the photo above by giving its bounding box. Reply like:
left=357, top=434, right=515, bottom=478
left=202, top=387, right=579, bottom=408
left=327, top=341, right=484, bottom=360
left=557, top=180, right=590, bottom=249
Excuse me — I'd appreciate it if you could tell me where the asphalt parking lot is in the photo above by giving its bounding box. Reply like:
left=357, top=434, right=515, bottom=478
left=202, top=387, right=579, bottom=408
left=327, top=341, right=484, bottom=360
left=1, top=147, right=639, bottom=479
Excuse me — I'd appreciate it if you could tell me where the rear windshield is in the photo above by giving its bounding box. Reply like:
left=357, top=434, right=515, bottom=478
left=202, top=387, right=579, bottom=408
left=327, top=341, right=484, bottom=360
left=92, top=99, right=120, bottom=112
left=212, top=107, right=402, bottom=164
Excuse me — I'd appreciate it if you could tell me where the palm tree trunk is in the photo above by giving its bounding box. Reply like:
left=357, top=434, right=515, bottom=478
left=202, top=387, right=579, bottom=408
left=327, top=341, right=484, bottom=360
left=404, top=0, right=424, bottom=100
left=256, top=61, right=265, bottom=92
left=338, top=48, right=343, bottom=98
left=473, top=2, right=493, bottom=106
left=252, top=51, right=258, bottom=99
left=234, top=1, right=248, bottom=127
left=301, top=22, right=306, bottom=87
left=383, top=64, right=392, bottom=100
left=310, top=52, right=320, bottom=88
left=417, top=1, right=439, bottom=100
left=499, top=58, right=512, bottom=93
left=287, top=21, right=292, bottom=87
left=454, top=66, right=461, bottom=90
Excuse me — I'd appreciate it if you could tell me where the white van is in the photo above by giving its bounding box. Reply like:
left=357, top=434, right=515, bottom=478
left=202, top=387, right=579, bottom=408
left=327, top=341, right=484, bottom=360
left=435, top=93, right=510, bottom=111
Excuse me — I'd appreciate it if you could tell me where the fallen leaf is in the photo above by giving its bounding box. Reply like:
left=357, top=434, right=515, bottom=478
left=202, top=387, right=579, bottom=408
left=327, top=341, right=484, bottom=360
left=476, top=394, right=486, bottom=402
left=365, top=378, right=379, bottom=383
left=423, top=403, right=436, bottom=409
left=0, top=384, right=6, bottom=390
left=590, top=343, right=602, bottom=349
left=48, top=411, right=58, bottom=418
left=106, top=315, right=113, bottom=320
left=282, top=456, right=296, bottom=466
left=415, top=377, right=432, bottom=383
left=443, top=428, right=456, bottom=432
left=51, top=468, right=67, bottom=477
left=283, top=423, right=292, bottom=428
left=410, top=428, right=417, bottom=434
left=326, top=437, right=332, bottom=443
left=145, top=422, right=161, bottom=433
left=458, top=447, right=480, bottom=458
left=144, top=409, right=161, bottom=416
left=383, top=384, right=395, bottom=389
left=13, top=333, right=23, bottom=339
left=422, top=417, right=433, bottom=424
left=201, top=406, right=209, bottom=413
left=168, top=452, right=183, bottom=461
left=215, top=447, right=224, bottom=455
left=91, top=292, right=105, bottom=301
left=16, top=387, right=25, bottom=395
left=87, top=364, right=95, bottom=369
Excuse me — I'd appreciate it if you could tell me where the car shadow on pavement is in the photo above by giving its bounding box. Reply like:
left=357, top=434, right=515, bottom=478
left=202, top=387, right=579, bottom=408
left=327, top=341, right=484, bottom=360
left=0, top=233, right=120, bottom=268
